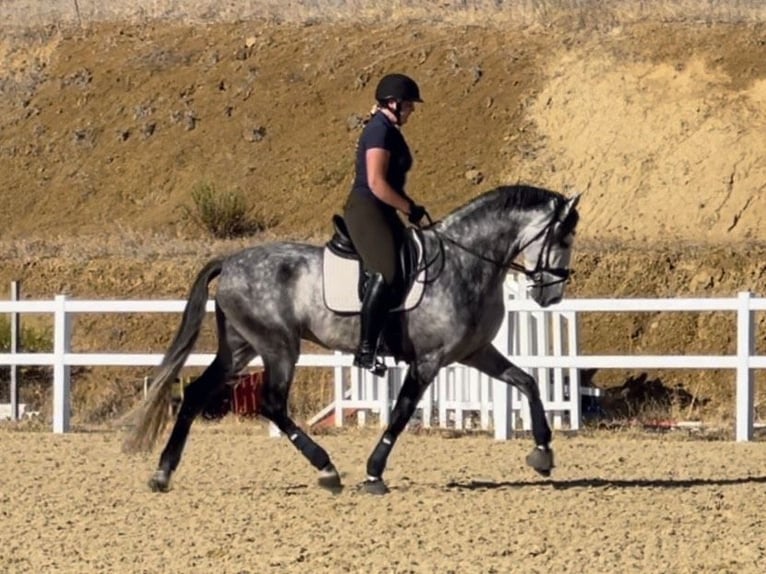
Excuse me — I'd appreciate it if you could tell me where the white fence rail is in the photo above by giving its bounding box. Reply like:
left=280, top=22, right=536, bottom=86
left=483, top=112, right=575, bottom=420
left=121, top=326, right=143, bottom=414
left=1, top=281, right=764, bottom=441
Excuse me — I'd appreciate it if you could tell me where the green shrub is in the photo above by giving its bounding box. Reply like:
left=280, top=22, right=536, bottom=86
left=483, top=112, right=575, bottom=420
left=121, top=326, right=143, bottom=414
left=0, top=315, right=52, bottom=353
left=0, top=316, right=53, bottom=404
left=184, top=182, right=275, bottom=239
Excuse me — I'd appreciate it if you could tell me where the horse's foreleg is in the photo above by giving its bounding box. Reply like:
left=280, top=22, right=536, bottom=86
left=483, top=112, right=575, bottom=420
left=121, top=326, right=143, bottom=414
left=149, top=357, right=229, bottom=492
left=259, top=357, right=342, bottom=493
left=460, top=344, right=554, bottom=476
left=364, top=362, right=434, bottom=495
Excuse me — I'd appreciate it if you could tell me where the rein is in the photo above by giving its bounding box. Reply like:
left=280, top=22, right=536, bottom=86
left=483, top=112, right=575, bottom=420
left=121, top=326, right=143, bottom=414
left=414, top=206, right=570, bottom=288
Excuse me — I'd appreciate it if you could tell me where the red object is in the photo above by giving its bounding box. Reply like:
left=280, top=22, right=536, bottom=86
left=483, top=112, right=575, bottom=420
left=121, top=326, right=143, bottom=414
left=232, top=372, right=264, bottom=417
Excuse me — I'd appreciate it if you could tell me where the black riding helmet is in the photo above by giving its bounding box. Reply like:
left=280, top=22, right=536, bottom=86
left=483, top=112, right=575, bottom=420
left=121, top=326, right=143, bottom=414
left=375, top=73, right=424, bottom=104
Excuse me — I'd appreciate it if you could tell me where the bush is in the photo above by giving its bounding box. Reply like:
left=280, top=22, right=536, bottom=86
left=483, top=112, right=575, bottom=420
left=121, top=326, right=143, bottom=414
left=184, top=182, right=275, bottom=239
left=0, top=316, right=53, bottom=404
left=0, top=315, right=52, bottom=353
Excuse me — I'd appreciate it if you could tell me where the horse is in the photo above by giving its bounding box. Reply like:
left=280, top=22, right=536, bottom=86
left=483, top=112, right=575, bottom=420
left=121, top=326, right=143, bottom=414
left=123, top=184, right=581, bottom=495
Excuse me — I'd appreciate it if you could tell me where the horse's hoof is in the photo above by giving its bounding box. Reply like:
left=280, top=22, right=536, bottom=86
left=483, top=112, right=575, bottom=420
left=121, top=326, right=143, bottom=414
left=526, top=446, right=555, bottom=477
left=148, top=470, right=170, bottom=493
left=317, top=465, right=343, bottom=493
left=363, top=478, right=390, bottom=495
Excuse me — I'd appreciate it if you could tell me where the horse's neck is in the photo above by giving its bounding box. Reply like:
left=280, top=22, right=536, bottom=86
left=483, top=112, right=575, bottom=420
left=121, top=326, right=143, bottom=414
left=438, top=209, right=525, bottom=266
left=427, top=216, right=522, bottom=290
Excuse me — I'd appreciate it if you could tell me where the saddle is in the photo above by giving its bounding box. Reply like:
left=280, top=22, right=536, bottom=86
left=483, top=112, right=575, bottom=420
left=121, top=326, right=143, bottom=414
left=322, top=214, right=426, bottom=314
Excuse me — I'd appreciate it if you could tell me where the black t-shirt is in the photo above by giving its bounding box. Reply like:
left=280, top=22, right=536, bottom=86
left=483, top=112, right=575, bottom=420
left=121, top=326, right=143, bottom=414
left=351, top=111, right=413, bottom=206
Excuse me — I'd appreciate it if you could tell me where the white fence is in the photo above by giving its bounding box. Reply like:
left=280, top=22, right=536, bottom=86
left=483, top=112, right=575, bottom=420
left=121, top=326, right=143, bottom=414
left=0, top=275, right=582, bottom=439
left=1, top=279, right=764, bottom=441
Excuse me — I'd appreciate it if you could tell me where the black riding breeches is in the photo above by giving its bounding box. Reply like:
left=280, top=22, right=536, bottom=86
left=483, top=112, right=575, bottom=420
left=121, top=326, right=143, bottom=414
left=343, top=190, right=405, bottom=286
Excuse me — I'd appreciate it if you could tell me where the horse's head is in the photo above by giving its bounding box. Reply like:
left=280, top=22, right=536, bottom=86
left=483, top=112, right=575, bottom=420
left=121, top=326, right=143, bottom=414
left=517, top=193, right=580, bottom=307
left=434, top=185, right=581, bottom=307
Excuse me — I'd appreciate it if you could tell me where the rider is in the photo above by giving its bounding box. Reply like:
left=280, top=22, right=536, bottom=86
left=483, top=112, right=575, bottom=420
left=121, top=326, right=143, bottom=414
left=343, top=72, right=428, bottom=376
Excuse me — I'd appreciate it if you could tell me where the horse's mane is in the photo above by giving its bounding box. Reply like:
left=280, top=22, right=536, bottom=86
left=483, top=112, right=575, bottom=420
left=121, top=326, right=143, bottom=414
left=437, top=184, right=579, bottom=239
left=441, top=185, right=565, bottom=220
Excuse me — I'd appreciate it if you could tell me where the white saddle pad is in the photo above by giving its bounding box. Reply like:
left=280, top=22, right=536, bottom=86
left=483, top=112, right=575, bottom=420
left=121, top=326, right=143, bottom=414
left=322, top=234, right=426, bottom=313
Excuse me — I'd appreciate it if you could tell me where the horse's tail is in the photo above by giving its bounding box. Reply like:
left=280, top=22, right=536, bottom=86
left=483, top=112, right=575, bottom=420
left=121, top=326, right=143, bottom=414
left=121, top=257, right=224, bottom=454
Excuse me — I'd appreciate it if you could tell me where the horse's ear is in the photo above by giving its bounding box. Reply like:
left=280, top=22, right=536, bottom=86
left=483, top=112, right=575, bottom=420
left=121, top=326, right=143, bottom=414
left=559, top=193, right=581, bottom=221
left=569, top=192, right=582, bottom=209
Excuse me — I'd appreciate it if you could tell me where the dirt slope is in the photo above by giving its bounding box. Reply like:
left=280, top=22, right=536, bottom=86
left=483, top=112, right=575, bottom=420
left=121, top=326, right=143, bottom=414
left=1, top=19, right=765, bottom=243
left=1, top=4, right=765, bottom=421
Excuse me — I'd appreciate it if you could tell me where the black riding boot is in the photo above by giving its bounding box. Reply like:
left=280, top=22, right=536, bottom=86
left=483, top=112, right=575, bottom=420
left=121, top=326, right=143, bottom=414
left=353, top=273, right=390, bottom=377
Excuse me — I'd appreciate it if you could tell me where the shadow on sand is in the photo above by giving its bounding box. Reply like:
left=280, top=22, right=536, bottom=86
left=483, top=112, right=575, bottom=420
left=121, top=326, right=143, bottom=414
left=446, top=475, right=766, bottom=490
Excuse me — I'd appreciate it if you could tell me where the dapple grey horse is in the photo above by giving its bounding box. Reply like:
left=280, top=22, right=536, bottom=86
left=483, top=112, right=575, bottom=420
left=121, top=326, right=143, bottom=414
left=123, top=184, right=580, bottom=495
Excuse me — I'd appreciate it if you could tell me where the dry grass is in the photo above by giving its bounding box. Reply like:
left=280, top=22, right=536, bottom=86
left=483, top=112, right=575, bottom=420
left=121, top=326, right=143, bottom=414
left=0, top=229, right=302, bottom=270
left=1, top=0, right=766, bottom=33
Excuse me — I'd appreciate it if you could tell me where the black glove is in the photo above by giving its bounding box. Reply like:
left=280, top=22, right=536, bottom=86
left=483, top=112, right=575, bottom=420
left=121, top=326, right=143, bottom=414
left=408, top=202, right=426, bottom=225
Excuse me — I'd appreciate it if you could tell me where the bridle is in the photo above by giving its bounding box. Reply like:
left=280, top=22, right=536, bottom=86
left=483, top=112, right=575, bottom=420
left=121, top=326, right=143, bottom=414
left=417, top=203, right=572, bottom=289
left=508, top=209, right=572, bottom=288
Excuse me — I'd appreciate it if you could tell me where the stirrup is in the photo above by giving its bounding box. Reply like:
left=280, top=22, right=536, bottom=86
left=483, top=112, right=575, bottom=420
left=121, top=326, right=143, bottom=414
left=368, top=359, right=387, bottom=377
left=353, top=354, right=388, bottom=377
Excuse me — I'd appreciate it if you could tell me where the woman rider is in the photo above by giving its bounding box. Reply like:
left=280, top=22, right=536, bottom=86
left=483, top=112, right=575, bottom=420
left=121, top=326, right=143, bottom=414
left=343, top=73, right=428, bottom=376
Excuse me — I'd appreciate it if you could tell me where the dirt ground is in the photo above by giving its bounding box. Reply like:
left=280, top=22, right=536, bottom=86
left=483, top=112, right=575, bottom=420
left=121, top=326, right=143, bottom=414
left=1, top=423, right=765, bottom=573
left=1, top=2, right=766, bottom=420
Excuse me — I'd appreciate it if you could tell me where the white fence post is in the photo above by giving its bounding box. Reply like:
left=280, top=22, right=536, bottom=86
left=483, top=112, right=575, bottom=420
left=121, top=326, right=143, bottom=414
left=379, top=368, right=390, bottom=428
left=52, top=295, right=72, bottom=433
left=517, top=280, right=533, bottom=431
left=492, top=298, right=512, bottom=440
left=9, top=280, right=20, bottom=421
left=534, top=310, right=551, bottom=426
left=567, top=311, right=581, bottom=430
left=333, top=351, right=343, bottom=427
left=421, top=375, right=433, bottom=428
left=551, top=313, right=565, bottom=429
left=735, top=291, right=754, bottom=442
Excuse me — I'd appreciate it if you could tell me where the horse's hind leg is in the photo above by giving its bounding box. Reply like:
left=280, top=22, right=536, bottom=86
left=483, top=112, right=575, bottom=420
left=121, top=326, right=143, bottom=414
left=460, top=344, right=554, bottom=477
left=149, top=308, right=251, bottom=493
left=148, top=358, right=231, bottom=492
left=258, top=346, right=342, bottom=493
